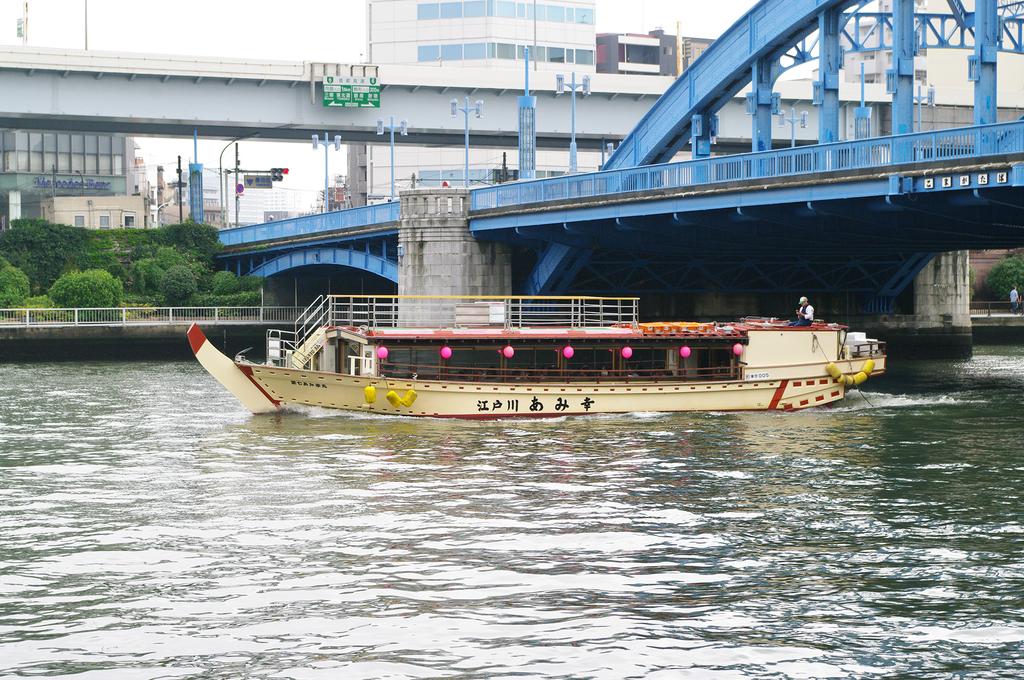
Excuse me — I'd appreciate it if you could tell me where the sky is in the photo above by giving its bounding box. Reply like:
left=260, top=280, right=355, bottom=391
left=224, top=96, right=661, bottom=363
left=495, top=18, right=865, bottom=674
left=0, top=0, right=761, bottom=206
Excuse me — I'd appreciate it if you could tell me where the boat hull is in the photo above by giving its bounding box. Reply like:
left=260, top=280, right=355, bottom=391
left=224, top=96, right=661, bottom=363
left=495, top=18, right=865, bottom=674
left=236, top=361, right=880, bottom=418
left=188, top=324, right=883, bottom=419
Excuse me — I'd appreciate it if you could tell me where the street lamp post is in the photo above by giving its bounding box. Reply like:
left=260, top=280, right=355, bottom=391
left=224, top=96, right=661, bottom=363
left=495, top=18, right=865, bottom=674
left=312, top=132, right=342, bottom=212
left=451, top=97, right=483, bottom=187
left=376, top=116, right=409, bottom=201
left=778, top=107, right=808, bottom=148
left=914, top=84, right=936, bottom=132
left=555, top=72, right=591, bottom=173
left=218, top=134, right=258, bottom=228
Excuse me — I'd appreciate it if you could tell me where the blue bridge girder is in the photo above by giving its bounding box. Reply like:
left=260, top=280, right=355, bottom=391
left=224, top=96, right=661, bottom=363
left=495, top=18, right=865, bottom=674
left=603, top=0, right=1009, bottom=169
left=231, top=245, right=398, bottom=282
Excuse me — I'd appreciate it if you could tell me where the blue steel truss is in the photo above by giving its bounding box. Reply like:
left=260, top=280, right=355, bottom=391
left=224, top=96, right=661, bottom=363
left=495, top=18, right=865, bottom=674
left=472, top=120, right=1024, bottom=213
left=603, top=0, right=1008, bottom=169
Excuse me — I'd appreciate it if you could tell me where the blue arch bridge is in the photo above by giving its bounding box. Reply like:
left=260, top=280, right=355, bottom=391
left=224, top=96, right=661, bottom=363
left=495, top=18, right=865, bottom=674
left=218, top=0, right=1024, bottom=355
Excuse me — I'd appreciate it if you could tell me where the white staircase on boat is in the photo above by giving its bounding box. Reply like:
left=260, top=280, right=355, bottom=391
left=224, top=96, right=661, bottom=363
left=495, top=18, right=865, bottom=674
left=288, top=326, right=327, bottom=370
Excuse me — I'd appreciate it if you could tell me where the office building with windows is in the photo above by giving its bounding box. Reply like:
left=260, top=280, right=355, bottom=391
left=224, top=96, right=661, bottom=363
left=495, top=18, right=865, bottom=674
left=0, top=129, right=144, bottom=229
left=369, top=0, right=596, bottom=69
left=353, top=0, right=600, bottom=205
left=596, top=29, right=713, bottom=76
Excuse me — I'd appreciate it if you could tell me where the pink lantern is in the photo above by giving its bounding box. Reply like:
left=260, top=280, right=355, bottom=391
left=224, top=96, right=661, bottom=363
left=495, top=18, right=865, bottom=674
left=439, top=346, right=453, bottom=360
left=679, top=345, right=692, bottom=359
left=562, top=345, right=575, bottom=359
left=376, top=346, right=389, bottom=360
left=621, top=346, right=633, bottom=359
left=501, top=345, right=515, bottom=359
left=732, top=343, right=744, bottom=356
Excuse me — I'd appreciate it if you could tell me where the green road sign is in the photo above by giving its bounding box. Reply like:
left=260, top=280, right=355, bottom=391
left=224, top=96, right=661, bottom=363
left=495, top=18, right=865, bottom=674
left=323, top=76, right=381, bottom=108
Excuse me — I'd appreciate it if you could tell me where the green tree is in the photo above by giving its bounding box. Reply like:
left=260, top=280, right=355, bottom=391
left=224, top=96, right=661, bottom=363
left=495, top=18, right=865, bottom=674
left=131, top=258, right=165, bottom=295
left=211, top=270, right=239, bottom=296
left=160, top=265, right=198, bottom=305
left=48, top=269, right=124, bottom=308
left=0, top=219, right=90, bottom=293
left=986, top=256, right=1024, bottom=300
left=158, top=222, right=221, bottom=263
left=238, top=275, right=264, bottom=292
left=0, top=264, right=30, bottom=307
left=154, top=246, right=187, bottom=271
left=23, top=295, right=54, bottom=308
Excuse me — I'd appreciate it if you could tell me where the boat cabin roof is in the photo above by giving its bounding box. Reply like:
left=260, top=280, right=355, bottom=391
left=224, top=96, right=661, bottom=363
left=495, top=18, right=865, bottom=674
left=329, top=318, right=844, bottom=343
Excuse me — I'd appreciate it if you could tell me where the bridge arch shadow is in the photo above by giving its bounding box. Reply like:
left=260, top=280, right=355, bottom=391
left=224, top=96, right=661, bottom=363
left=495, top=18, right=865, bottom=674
left=247, top=247, right=398, bottom=283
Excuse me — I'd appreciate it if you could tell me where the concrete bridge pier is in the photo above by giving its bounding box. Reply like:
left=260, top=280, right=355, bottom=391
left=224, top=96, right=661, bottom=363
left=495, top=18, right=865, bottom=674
left=398, top=187, right=511, bottom=297
left=397, top=187, right=511, bottom=324
left=865, top=250, right=973, bottom=359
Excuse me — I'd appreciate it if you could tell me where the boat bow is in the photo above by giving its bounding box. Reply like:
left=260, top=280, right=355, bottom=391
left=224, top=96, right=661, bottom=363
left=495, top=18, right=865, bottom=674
left=187, top=324, right=280, bottom=414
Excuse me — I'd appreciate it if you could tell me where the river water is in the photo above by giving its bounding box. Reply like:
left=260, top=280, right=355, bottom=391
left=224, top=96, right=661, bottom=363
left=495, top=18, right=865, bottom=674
left=1, top=347, right=1023, bottom=679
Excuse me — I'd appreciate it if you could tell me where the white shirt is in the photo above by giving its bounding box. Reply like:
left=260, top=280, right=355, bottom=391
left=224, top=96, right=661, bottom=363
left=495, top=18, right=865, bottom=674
left=802, top=304, right=815, bottom=321
left=1012, top=289, right=1019, bottom=303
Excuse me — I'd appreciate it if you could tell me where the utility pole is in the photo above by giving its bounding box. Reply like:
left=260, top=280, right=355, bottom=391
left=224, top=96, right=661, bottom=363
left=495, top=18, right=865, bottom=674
left=176, top=155, right=183, bottom=223
left=84, top=0, right=88, bottom=49
left=234, top=143, right=240, bottom=227
left=501, top=152, right=508, bottom=183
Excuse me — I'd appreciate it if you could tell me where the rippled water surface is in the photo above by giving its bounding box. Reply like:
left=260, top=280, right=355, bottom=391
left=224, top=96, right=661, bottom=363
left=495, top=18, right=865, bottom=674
left=3, top=348, right=1024, bottom=679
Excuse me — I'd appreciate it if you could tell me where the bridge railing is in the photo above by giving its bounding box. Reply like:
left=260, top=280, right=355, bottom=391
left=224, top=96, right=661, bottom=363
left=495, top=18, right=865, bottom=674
left=219, top=202, right=401, bottom=247
left=970, top=300, right=1020, bottom=316
left=0, top=306, right=304, bottom=328
left=470, top=120, right=1024, bottom=212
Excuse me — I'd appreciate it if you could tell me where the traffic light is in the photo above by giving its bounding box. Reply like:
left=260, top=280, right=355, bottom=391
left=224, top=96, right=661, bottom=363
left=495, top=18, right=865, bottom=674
left=270, top=167, right=289, bottom=181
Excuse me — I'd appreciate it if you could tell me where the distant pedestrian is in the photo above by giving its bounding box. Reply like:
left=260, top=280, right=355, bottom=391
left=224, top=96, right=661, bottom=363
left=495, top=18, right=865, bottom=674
left=1012, top=285, right=1020, bottom=315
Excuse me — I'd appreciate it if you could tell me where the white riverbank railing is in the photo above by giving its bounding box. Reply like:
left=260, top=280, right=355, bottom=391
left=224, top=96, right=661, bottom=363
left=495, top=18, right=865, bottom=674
left=0, top=306, right=304, bottom=328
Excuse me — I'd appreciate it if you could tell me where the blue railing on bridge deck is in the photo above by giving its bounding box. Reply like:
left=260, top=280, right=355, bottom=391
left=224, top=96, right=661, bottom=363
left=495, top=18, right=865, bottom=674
left=470, top=121, right=1024, bottom=212
left=219, top=202, right=401, bottom=248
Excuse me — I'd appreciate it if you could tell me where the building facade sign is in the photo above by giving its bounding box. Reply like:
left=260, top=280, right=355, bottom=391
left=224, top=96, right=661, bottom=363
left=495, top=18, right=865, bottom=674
left=33, top=176, right=113, bottom=192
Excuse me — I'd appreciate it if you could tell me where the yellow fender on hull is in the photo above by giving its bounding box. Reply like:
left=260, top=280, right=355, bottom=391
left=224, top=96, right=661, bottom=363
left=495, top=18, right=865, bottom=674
left=826, top=358, right=877, bottom=388
left=385, top=389, right=418, bottom=409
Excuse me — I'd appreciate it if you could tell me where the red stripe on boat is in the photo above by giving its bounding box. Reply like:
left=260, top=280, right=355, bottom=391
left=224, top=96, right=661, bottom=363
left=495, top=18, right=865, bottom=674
left=187, top=324, right=206, bottom=354
left=237, top=364, right=282, bottom=407
left=768, top=380, right=789, bottom=410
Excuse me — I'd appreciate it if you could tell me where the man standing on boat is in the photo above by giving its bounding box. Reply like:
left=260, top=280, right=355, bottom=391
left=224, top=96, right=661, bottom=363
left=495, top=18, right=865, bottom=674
left=789, top=296, right=814, bottom=326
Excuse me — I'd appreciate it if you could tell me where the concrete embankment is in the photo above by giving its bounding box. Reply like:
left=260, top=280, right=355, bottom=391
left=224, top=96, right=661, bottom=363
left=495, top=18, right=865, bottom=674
left=0, top=325, right=267, bottom=362
left=971, top=316, right=1024, bottom=344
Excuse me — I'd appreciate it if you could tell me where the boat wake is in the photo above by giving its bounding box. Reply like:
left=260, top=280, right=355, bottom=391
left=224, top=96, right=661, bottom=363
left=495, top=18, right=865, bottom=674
left=828, top=392, right=982, bottom=412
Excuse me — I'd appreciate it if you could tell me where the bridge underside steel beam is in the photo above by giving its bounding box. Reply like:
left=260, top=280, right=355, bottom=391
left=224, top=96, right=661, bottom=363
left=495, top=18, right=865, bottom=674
left=476, top=177, right=1024, bottom=297
left=221, top=240, right=398, bottom=282
left=565, top=252, right=934, bottom=297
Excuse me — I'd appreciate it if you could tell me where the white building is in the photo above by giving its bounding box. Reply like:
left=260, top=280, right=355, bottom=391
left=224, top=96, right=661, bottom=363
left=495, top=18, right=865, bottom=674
left=355, top=0, right=601, bottom=204
left=368, top=0, right=596, bottom=71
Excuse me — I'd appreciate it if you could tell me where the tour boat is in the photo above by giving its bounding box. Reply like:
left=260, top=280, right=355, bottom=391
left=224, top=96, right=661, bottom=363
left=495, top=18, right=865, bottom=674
left=187, top=295, right=886, bottom=418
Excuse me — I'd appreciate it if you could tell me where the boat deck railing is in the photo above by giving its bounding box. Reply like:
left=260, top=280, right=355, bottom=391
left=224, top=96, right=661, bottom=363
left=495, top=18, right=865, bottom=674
left=323, top=295, right=640, bottom=330
left=273, top=295, right=639, bottom=369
